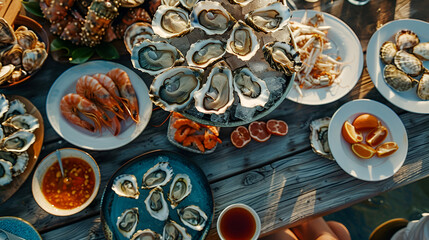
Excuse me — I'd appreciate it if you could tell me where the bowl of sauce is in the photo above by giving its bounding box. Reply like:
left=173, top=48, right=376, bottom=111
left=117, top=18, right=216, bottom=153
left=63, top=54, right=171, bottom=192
left=32, top=148, right=100, bottom=216
left=217, top=203, right=261, bottom=240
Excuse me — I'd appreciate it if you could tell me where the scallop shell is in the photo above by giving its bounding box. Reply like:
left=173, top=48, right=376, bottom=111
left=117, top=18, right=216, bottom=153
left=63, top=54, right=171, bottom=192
left=413, top=42, right=429, bottom=61
left=190, top=1, right=234, bottom=35
left=117, top=208, right=139, bottom=239
left=152, top=6, right=191, bottom=38
left=141, top=162, right=174, bottom=189
left=149, top=67, right=203, bottom=112
left=383, top=64, right=417, bottom=92
left=145, top=187, right=169, bottom=221
left=379, top=41, right=397, bottom=64
left=131, top=229, right=162, bottom=240
left=310, top=117, right=333, bottom=160
left=226, top=20, right=259, bottom=61
left=244, top=2, right=291, bottom=33
left=394, top=50, right=423, bottom=77
left=168, top=173, right=192, bottom=209
left=111, top=174, right=140, bottom=199
left=185, top=39, right=226, bottom=68
left=233, top=67, right=270, bottom=108
left=417, top=72, right=429, bottom=100
left=395, top=29, right=419, bottom=50
left=14, top=26, right=38, bottom=50
left=177, top=205, right=207, bottom=231
left=0, top=64, right=14, bottom=85
left=0, top=159, right=13, bottom=186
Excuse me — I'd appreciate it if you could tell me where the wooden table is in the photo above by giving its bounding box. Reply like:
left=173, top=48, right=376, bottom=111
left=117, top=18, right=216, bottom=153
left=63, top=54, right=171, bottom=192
left=1, top=0, right=428, bottom=239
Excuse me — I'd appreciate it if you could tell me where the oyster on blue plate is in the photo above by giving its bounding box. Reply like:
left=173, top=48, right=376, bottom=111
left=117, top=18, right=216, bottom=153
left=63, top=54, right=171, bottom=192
left=111, top=174, right=140, bottom=199
left=117, top=208, right=139, bottom=239
left=168, top=173, right=192, bottom=209
left=177, top=205, right=207, bottom=231
left=141, top=161, right=174, bottom=189
left=145, top=187, right=169, bottom=221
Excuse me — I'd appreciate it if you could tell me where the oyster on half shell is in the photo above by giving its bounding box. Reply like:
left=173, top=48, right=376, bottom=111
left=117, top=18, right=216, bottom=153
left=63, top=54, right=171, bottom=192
left=228, top=0, right=253, bottom=7
left=310, top=117, right=333, bottom=160
left=263, top=41, right=302, bottom=76
left=150, top=67, right=203, bottom=112
left=22, top=47, right=47, bottom=74
left=152, top=6, right=191, bottom=39
left=226, top=20, right=259, bottom=61
left=233, top=67, right=270, bottom=108
left=145, top=187, right=169, bottom=221
left=141, top=161, right=174, bottom=189
left=186, top=39, right=226, bottom=68
left=193, top=63, right=234, bottom=115
left=0, top=94, right=9, bottom=119
left=180, top=0, right=199, bottom=10
left=0, top=159, right=13, bottom=186
left=131, top=40, right=184, bottom=76
left=177, top=205, right=207, bottom=231
left=244, top=2, right=291, bottom=33
left=0, top=151, right=29, bottom=177
left=2, top=114, right=39, bottom=133
left=163, top=220, right=191, bottom=240
left=2, top=130, right=35, bottom=152
left=168, top=173, right=192, bottom=209
left=131, top=229, right=162, bottom=240
left=0, top=18, right=16, bottom=49
left=190, top=1, right=234, bottom=35
left=2, top=99, right=25, bottom=121
left=124, top=22, right=154, bottom=54
left=111, top=174, right=140, bottom=199
left=117, top=208, right=139, bottom=239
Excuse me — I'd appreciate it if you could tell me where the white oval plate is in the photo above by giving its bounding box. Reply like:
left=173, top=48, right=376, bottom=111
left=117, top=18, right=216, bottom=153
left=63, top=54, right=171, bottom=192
left=367, top=19, right=429, bottom=113
left=286, top=10, right=364, bottom=105
left=46, top=61, right=152, bottom=150
left=328, top=99, right=408, bottom=181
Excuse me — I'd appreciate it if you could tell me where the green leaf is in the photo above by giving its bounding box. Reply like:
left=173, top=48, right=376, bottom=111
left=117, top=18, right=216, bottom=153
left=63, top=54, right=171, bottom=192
left=50, top=38, right=75, bottom=55
left=21, top=0, right=44, bottom=17
left=95, top=43, right=120, bottom=60
left=70, top=47, right=94, bottom=64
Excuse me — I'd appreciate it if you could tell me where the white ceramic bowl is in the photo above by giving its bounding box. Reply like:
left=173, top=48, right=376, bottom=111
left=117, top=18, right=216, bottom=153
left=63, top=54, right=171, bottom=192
left=32, top=148, right=100, bottom=216
left=216, top=203, right=261, bottom=240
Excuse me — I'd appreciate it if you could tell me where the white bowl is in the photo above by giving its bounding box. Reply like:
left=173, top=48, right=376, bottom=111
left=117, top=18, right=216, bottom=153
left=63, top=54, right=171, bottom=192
left=32, top=148, right=100, bottom=216
left=216, top=203, right=261, bottom=240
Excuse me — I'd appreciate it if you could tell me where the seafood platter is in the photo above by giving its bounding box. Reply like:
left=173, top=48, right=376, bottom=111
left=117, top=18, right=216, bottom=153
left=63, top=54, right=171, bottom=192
left=46, top=61, right=153, bottom=150
left=328, top=99, right=408, bottom=181
left=127, top=0, right=303, bottom=127
left=0, top=16, right=49, bottom=88
left=101, top=150, right=213, bottom=240
left=0, top=94, right=44, bottom=204
left=367, top=19, right=429, bottom=113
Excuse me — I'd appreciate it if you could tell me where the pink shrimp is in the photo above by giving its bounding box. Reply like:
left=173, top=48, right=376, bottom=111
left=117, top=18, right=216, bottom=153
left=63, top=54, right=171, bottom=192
left=106, top=68, right=140, bottom=123
left=76, top=75, right=125, bottom=120
left=92, top=73, right=122, bottom=103
left=60, top=93, right=105, bottom=132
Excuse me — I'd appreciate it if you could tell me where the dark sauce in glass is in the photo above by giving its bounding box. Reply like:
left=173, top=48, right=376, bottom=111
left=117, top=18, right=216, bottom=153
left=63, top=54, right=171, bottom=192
left=219, top=207, right=256, bottom=240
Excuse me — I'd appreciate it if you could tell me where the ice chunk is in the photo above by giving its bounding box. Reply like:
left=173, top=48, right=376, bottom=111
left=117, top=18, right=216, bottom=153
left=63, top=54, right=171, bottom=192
left=210, top=112, right=230, bottom=123
left=184, top=105, right=205, bottom=118
left=234, top=105, right=257, bottom=121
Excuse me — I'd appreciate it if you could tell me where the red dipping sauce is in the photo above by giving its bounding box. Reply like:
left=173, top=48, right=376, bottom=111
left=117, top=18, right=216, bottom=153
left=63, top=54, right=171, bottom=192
left=219, top=207, right=257, bottom=240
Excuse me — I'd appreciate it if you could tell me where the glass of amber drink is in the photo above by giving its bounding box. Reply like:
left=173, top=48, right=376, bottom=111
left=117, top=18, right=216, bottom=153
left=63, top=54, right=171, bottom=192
left=217, top=203, right=261, bottom=240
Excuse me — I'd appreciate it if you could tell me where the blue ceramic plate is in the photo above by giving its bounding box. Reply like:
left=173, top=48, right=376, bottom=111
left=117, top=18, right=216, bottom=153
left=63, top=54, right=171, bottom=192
left=0, top=216, right=42, bottom=240
left=101, top=150, right=214, bottom=240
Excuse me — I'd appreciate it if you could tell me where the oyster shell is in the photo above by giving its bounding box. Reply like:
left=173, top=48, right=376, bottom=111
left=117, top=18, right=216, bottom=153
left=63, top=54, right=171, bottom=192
left=0, top=151, right=29, bottom=177
left=0, top=94, right=9, bottom=119
left=14, top=26, right=38, bottom=50
left=149, top=66, right=203, bottom=112
left=152, top=6, right=191, bottom=39
left=186, top=39, right=226, bottom=68
left=1, top=44, right=23, bottom=66
left=131, top=40, right=185, bottom=76
left=131, top=229, right=162, bottom=240
left=395, top=29, right=419, bottom=50
left=177, top=205, right=207, bottom=231
left=0, top=159, right=13, bottom=186
left=228, top=0, right=253, bottom=7
left=22, top=48, right=48, bottom=74
left=112, top=174, right=140, bottom=199
left=379, top=41, right=397, bottom=65
left=0, top=18, right=16, bottom=49
left=3, top=99, right=26, bottom=120
left=233, top=67, right=270, bottom=108
left=168, top=173, right=192, bottom=209
left=190, top=1, right=234, bottom=35
left=0, top=127, right=3, bottom=140
left=413, top=42, right=429, bottom=61
left=310, top=117, right=333, bottom=160
left=145, top=187, right=169, bottom=221
left=193, top=63, right=234, bottom=115
left=163, top=220, right=191, bottom=240
left=226, top=21, right=259, bottom=61
left=141, top=162, right=174, bottom=189
left=417, top=72, right=429, bottom=100
left=117, top=208, right=139, bottom=239
left=2, top=130, right=35, bottom=152
left=2, top=114, right=39, bottom=133
left=394, top=50, right=423, bottom=77
left=161, top=0, right=180, bottom=6
left=0, top=64, right=14, bottom=85
left=383, top=64, right=417, bottom=91
left=180, top=0, right=199, bottom=10
left=244, top=2, right=291, bottom=33
left=263, top=41, right=301, bottom=76
left=124, top=22, right=154, bottom=54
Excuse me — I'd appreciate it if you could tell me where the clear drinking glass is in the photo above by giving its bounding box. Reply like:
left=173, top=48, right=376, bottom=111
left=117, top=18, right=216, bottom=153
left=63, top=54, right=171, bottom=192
left=347, top=0, right=370, bottom=5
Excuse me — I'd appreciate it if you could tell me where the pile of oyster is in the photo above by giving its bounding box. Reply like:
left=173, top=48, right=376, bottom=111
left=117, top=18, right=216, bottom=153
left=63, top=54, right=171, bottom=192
left=111, top=161, right=207, bottom=239
left=0, top=18, right=48, bottom=86
left=126, top=0, right=300, bottom=124
left=0, top=94, right=39, bottom=186
left=380, top=29, right=429, bottom=100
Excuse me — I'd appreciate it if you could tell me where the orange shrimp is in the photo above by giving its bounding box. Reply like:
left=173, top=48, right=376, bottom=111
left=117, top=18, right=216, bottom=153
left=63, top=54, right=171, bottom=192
left=76, top=75, right=124, bottom=120
left=92, top=73, right=123, bottom=104
left=203, top=130, right=222, bottom=150
left=106, top=68, right=140, bottom=123
left=183, top=135, right=205, bottom=152
left=200, top=124, right=219, bottom=136
left=60, top=93, right=104, bottom=132
left=174, top=126, right=196, bottom=143
left=172, top=119, right=200, bottom=130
